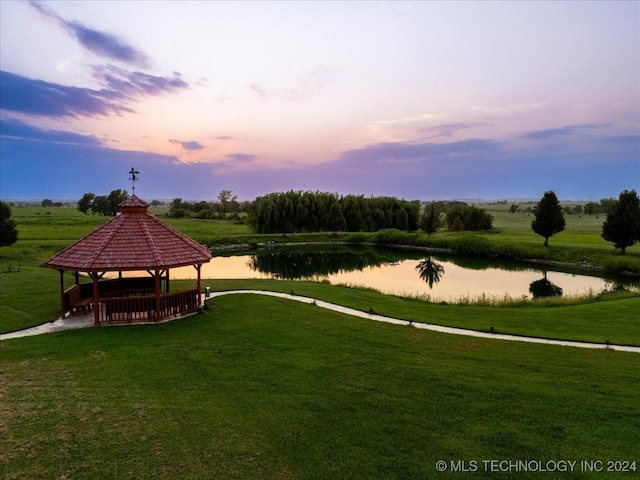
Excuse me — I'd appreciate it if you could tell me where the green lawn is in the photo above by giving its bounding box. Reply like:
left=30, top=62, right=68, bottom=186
left=2, top=203, right=639, bottom=479
left=203, top=280, right=640, bottom=347
left=2, top=294, right=639, bottom=479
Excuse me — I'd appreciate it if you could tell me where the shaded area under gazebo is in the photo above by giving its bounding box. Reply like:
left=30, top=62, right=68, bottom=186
left=45, top=195, right=212, bottom=326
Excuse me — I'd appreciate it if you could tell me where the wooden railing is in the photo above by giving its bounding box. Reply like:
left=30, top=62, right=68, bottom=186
left=97, top=289, right=199, bottom=325
left=160, top=289, right=199, bottom=319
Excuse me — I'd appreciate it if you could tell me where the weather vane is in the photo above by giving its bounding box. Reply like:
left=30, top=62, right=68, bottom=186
left=129, top=167, right=140, bottom=194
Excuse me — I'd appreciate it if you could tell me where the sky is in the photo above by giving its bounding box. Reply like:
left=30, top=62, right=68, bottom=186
left=1, top=1, right=638, bottom=202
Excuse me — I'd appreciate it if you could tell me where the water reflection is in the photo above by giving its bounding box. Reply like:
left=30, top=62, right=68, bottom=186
left=529, top=272, right=564, bottom=299
left=416, top=257, right=445, bottom=289
left=247, top=249, right=388, bottom=280
left=162, top=246, right=636, bottom=301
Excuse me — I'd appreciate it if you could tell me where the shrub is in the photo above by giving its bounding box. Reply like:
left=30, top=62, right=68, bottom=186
left=170, top=208, right=189, bottom=218
left=373, top=229, right=422, bottom=246
left=445, top=204, right=493, bottom=231
left=345, top=232, right=368, bottom=243
left=450, top=236, right=495, bottom=256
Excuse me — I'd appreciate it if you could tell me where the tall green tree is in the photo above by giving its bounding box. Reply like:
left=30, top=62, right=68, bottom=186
left=601, top=189, right=640, bottom=254
left=445, top=204, right=493, bottom=231
left=107, top=189, right=128, bottom=216
left=77, top=192, right=95, bottom=214
left=0, top=201, right=18, bottom=247
left=583, top=202, right=599, bottom=215
left=217, top=190, right=238, bottom=217
left=531, top=191, right=565, bottom=246
left=419, top=203, right=444, bottom=236
left=92, top=195, right=110, bottom=216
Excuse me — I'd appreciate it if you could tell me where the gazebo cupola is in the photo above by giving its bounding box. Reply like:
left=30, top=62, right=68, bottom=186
left=45, top=194, right=212, bottom=326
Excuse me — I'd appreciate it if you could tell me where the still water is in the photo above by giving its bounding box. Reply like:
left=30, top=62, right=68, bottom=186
left=163, top=247, right=635, bottom=301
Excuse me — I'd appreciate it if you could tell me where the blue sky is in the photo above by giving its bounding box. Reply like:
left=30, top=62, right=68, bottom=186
left=1, top=1, right=638, bottom=201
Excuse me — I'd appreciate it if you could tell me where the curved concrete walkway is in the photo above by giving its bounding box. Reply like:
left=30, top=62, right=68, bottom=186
left=2, top=289, right=639, bottom=353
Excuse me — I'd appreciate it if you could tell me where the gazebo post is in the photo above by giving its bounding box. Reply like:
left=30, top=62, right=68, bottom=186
left=154, top=269, right=162, bottom=322
left=195, top=264, right=202, bottom=307
left=164, top=268, right=171, bottom=293
left=91, top=273, right=100, bottom=326
left=74, top=271, right=80, bottom=286
left=58, top=269, right=66, bottom=318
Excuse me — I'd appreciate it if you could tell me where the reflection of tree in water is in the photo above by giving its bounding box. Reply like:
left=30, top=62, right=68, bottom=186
left=248, top=250, right=388, bottom=280
left=603, top=280, right=635, bottom=294
left=529, top=272, right=563, bottom=299
left=416, top=257, right=445, bottom=288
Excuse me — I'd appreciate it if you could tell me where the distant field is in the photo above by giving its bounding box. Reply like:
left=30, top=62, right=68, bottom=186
left=8, top=205, right=250, bottom=246
left=486, top=203, right=606, bottom=242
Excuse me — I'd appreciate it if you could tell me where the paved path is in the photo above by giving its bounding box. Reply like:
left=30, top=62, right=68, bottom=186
left=0, top=312, right=95, bottom=340
left=2, top=290, right=639, bottom=353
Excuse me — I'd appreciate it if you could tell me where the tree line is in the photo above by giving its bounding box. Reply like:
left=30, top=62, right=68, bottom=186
left=77, top=190, right=128, bottom=216
left=168, top=190, right=248, bottom=219
left=246, top=191, right=422, bottom=234
left=75, top=189, right=249, bottom=219
left=509, top=197, right=620, bottom=216
left=47, top=186, right=640, bottom=255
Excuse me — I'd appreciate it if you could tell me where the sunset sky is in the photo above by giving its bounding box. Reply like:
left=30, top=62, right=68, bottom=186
left=1, top=1, right=638, bottom=202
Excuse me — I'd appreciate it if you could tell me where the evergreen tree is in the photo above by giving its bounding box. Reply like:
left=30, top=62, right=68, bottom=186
left=602, top=189, right=640, bottom=254
left=531, top=191, right=565, bottom=246
left=0, top=201, right=18, bottom=247
left=419, top=203, right=444, bottom=236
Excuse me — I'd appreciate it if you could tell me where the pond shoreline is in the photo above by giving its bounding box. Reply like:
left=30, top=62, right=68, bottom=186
left=208, top=241, right=640, bottom=279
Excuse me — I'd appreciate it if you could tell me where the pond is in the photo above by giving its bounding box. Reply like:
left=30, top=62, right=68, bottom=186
left=164, top=246, right=637, bottom=302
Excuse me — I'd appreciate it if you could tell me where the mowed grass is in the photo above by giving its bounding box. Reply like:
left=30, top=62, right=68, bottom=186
left=201, top=280, right=640, bottom=347
left=485, top=204, right=627, bottom=250
left=2, top=294, right=639, bottom=479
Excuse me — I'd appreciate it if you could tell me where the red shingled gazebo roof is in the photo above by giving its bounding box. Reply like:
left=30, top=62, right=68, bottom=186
left=46, top=195, right=211, bottom=272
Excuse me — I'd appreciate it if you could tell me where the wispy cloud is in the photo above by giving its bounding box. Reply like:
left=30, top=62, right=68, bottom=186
left=0, top=70, right=133, bottom=118
left=226, top=153, right=255, bottom=162
left=92, top=66, right=188, bottom=97
left=28, top=1, right=150, bottom=67
left=522, top=124, right=606, bottom=140
left=169, top=139, right=204, bottom=150
left=250, top=84, right=267, bottom=98
left=249, top=68, right=330, bottom=102
left=418, top=123, right=485, bottom=139
left=0, top=118, right=102, bottom=146
left=337, top=139, right=501, bottom=165
left=0, top=69, right=188, bottom=119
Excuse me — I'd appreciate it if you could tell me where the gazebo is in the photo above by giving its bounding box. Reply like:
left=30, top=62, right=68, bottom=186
left=45, top=195, right=212, bottom=326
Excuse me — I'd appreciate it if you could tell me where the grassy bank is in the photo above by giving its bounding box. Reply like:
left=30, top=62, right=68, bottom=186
left=196, top=279, right=640, bottom=347
left=2, top=294, right=639, bottom=479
